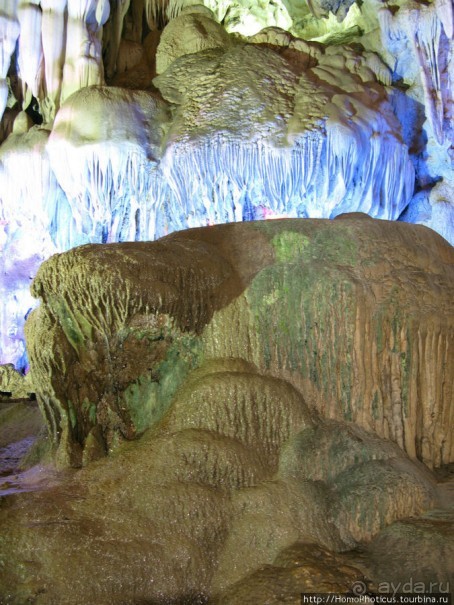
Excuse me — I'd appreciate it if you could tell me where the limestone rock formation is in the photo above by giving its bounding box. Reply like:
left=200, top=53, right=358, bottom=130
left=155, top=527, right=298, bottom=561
left=47, top=85, right=171, bottom=242
left=365, top=512, right=454, bottom=590
left=0, top=0, right=452, bottom=597
left=0, top=363, right=33, bottom=398
left=155, top=9, right=231, bottom=74
left=214, top=543, right=366, bottom=604
left=26, top=217, right=453, bottom=469
left=1, top=0, right=453, bottom=371
left=154, top=42, right=413, bottom=223
left=1, top=217, right=451, bottom=603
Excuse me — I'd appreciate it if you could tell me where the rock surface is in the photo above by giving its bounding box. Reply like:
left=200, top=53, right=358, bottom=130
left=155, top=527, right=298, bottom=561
left=0, top=217, right=452, bottom=603
left=46, top=85, right=171, bottom=243
left=154, top=42, right=413, bottom=224
left=0, top=364, right=33, bottom=399
left=27, top=217, right=454, bottom=469
left=2, top=0, right=454, bottom=371
left=155, top=10, right=231, bottom=74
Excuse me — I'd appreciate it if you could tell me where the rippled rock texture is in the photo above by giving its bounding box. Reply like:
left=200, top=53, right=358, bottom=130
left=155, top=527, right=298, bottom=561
left=27, top=216, right=453, bottom=469
left=0, top=216, right=452, bottom=603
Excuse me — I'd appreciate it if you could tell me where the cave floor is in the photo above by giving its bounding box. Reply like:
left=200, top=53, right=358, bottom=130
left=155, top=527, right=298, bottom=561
left=0, top=400, right=452, bottom=604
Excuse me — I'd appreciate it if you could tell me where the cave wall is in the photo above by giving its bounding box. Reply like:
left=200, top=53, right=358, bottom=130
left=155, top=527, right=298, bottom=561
left=0, top=0, right=453, bottom=370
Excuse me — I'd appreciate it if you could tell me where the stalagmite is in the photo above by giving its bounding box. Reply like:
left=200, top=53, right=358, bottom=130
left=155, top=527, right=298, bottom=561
left=25, top=218, right=454, bottom=469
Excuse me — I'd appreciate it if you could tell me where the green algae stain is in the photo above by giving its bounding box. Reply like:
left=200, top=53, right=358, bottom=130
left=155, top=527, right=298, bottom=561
left=57, top=305, right=83, bottom=349
left=248, top=223, right=361, bottom=422
left=260, top=221, right=359, bottom=266
left=49, top=297, right=94, bottom=352
left=123, top=335, right=202, bottom=435
left=123, top=378, right=157, bottom=434
left=247, top=246, right=355, bottom=410
left=272, top=231, right=310, bottom=263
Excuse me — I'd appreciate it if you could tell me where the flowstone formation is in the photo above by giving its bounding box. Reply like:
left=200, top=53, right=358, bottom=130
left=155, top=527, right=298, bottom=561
left=26, top=217, right=454, bottom=469
left=0, top=217, right=452, bottom=603
left=1, top=0, right=453, bottom=370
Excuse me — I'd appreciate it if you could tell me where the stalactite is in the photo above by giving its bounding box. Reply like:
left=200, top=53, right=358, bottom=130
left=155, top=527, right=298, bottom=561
left=40, top=0, right=67, bottom=122
left=46, top=85, right=171, bottom=244
left=61, top=0, right=110, bottom=103
left=103, top=0, right=131, bottom=79
left=16, top=0, right=43, bottom=109
left=408, top=4, right=445, bottom=144
left=0, top=3, right=20, bottom=121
